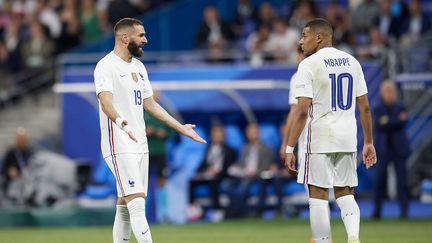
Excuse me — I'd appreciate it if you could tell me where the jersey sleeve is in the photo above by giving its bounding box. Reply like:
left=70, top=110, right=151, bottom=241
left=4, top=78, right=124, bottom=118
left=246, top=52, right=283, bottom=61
left=141, top=65, right=153, bottom=99
left=94, top=61, right=113, bottom=95
left=356, top=62, right=368, bottom=97
left=295, top=62, right=313, bottom=99
left=289, top=72, right=298, bottom=105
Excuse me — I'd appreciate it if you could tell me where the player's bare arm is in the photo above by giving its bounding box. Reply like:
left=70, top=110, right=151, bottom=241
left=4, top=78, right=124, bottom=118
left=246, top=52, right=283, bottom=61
left=143, top=96, right=206, bottom=144
left=279, top=105, right=298, bottom=159
left=98, top=91, right=138, bottom=142
left=285, top=97, right=311, bottom=175
left=357, top=94, right=377, bottom=169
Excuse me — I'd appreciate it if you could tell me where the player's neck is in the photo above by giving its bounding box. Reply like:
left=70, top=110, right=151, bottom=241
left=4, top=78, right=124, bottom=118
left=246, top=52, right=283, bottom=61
left=316, top=42, right=332, bottom=52
left=113, top=46, right=133, bottom=63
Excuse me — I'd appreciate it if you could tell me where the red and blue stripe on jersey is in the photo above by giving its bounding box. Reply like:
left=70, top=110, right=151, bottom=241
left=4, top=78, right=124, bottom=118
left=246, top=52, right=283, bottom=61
left=303, top=104, right=314, bottom=184
left=108, top=118, right=125, bottom=197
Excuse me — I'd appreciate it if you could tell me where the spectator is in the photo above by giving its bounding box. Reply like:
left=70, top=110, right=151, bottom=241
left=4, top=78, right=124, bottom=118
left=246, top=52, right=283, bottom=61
left=226, top=123, right=276, bottom=217
left=401, top=0, right=431, bottom=45
left=0, top=41, right=14, bottom=100
left=268, top=18, right=299, bottom=64
left=256, top=2, right=277, bottom=28
left=80, top=0, right=103, bottom=43
left=352, top=0, right=380, bottom=34
left=0, top=128, right=33, bottom=199
left=246, top=24, right=273, bottom=66
left=288, top=0, right=319, bottom=32
left=195, top=5, right=234, bottom=62
left=373, top=81, right=410, bottom=219
left=144, top=90, right=175, bottom=223
left=195, top=5, right=234, bottom=49
left=2, top=15, right=22, bottom=72
left=189, top=124, right=236, bottom=212
left=20, top=20, right=54, bottom=69
left=357, top=27, right=386, bottom=59
left=57, top=0, right=81, bottom=53
left=374, top=0, right=408, bottom=41
left=3, top=150, right=78, bottom=208
left=325, top=2, right=355, bottom=50
left=35, top=0, right=62, bottom=39
left=11, top=0, right=37, bottom=21
left=233, top=0, right=258, bottom=38
left=95, top=0, right=111, bottom=33
left=0, top=1, right=12, bottom=31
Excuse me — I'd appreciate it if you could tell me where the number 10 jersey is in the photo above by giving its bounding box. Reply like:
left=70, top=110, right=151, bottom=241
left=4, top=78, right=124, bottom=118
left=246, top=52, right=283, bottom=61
left=294, top=47, right=368, bottom=154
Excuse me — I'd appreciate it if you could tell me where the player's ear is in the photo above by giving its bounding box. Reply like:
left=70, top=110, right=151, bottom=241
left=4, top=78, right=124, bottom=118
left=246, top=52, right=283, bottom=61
left=316, top=33, right=322, bottom=44
left=121, top=33, right=129, bottom=45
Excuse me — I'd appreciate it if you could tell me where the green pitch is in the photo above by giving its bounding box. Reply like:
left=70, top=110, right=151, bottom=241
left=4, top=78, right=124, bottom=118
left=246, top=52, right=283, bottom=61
left=0, top=218, right=430, bottom=243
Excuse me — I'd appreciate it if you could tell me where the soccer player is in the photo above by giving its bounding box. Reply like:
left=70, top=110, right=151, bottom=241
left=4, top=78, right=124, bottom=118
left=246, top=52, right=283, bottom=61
left=279, top=46, right=306, bottom=161
left=94, top=18, right=206, bottom=243
left=284, top=19, right=377, bottom=243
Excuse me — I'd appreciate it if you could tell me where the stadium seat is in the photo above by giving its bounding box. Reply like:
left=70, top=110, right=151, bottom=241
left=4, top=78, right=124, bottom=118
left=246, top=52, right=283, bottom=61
left=283, top=181, right=306, bottom=196
left=420, top=179, right=432, bottom=203
left=79, top=154, right=116, bottom=199
left=259, top=123, right=281, bottom=153
left=407, top=47, right=430, bottom=73
left=224, top=124, right=245, bottom=154
left=170, top=126, right=207, bottom=177
left=165, top=138, right=177, bottom=168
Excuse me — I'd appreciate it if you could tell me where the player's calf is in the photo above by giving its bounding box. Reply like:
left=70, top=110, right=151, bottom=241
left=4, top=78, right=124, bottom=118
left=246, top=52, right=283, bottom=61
left=126, top=195, right=153, bottom=243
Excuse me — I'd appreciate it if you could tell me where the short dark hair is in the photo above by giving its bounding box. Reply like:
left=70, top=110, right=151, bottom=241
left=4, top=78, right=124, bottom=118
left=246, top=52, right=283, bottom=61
left=304, top=18, right=333, bottom=36
left=114, top=18, right=143, bottom=34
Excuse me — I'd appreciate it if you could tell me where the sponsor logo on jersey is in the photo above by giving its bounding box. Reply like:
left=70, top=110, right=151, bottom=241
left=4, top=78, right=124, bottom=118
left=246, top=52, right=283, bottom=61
left=131, top=72, right=138, bottom=82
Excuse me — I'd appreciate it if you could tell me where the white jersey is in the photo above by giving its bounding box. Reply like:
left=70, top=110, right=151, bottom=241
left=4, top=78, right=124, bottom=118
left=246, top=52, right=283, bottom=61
left=288, top=72, right=306, bottom=153
left=94, top=52, right=153, bottom=158
left=295, top=47, right=368, bottom=153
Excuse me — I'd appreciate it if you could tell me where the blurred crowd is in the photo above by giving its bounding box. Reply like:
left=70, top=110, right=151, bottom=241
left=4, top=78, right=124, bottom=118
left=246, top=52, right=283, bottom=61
left=0, top=0, right=174, bottom=104
left=189, top=123, right=292, bottom=220
left=195, top=0, right=431, bottom=64
left=1, top=0, right=430, bottom=98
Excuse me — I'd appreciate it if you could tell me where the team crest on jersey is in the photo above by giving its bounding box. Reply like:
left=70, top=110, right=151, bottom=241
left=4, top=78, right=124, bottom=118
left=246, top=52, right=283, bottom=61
left=128, top=179, right=135, bottom=187
left=131, top=72, right=138, bottom=82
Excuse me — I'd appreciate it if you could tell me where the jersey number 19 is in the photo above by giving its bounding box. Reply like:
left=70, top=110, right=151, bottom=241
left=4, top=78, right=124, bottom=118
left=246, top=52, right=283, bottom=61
left=329, top=73, right=353, bottom=111
left=134, top=90, right=142, bottom=105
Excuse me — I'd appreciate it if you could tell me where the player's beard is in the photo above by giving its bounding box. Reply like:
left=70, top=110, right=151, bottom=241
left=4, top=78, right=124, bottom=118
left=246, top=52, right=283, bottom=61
left=127, top=41, right=144, bottom=58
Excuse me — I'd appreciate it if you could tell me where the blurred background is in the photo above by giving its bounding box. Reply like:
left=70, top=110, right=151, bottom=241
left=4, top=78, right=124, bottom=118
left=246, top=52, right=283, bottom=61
left=0, top=0, right=431, bottom=230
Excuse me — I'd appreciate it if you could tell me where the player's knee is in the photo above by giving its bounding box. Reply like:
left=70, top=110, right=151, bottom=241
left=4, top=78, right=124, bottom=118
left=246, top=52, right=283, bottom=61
left=117, top=197, right=127, bottom=205
left=125, top=193, right=147, bottom=203
left=308, top=185, right=329, bottom=200
left=334, top=186, right=354, bottom=199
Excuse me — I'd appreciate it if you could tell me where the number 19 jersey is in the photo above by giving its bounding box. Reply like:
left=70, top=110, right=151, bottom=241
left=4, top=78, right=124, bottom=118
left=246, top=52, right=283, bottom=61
left=295, top=47, right=368, bottom=153
left=94, top=52, right=153, bottom=158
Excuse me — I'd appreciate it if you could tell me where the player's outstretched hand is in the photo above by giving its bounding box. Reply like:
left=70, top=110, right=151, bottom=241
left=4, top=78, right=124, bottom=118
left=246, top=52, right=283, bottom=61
left=284, top=153, right=298, bottom=176
left=363, top=143, right=377, bottom=169
left=182, top=124, right=207, bottom=144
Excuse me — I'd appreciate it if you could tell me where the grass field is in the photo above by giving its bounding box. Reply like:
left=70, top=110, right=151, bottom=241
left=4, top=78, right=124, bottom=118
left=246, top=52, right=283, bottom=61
left=0, top=218, right=431, bottom=243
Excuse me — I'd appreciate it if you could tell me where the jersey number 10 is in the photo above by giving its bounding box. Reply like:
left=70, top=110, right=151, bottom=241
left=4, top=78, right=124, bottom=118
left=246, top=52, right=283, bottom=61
left=134, top=90, right=142, bottom=105
left=329, top=73, right=353, bottom=111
